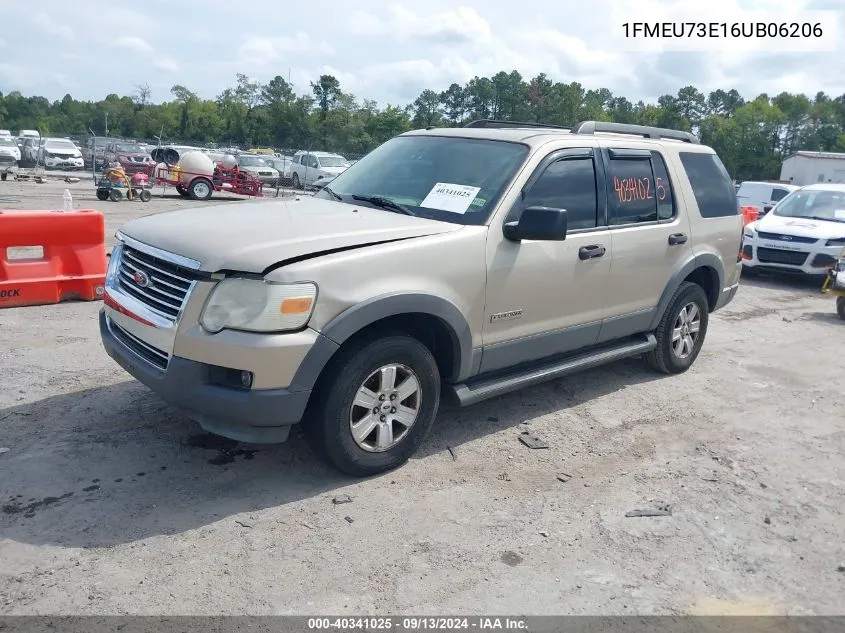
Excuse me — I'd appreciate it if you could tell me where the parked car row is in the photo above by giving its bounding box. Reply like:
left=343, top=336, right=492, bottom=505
left=0, top=129, right=358, bottom=187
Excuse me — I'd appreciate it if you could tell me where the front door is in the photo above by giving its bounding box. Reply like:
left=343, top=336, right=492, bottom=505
left=596, top=145, right=693, bottom=342
left=481, top=147, right=615, bottom=374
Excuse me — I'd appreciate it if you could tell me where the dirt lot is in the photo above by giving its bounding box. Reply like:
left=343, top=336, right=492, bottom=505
left=1, top=176, right=844, bottom=616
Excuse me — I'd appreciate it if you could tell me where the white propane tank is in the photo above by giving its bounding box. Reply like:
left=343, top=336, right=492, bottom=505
left=176, top=151, right=214, bottom=184
left=221, top=153, right=237, bottom=169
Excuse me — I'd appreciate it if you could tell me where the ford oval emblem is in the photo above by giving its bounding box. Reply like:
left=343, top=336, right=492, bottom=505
left=133, top=270, right=152, bottom=288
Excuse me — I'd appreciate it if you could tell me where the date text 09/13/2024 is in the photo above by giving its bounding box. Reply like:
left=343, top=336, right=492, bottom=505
left=621, top=22, right=823, bottom=39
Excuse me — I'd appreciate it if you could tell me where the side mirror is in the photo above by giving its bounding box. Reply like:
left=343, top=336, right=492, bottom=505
left=503, top=206, right=568, bottom=242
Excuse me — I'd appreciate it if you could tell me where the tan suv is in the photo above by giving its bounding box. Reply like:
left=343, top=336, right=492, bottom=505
left=99, top=120, right=743, bottom=476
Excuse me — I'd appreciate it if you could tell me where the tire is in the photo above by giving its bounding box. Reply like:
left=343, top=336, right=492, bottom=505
left=139, top=189, right=152, bottom=202
left=644, top=281, right=710, bottom=375
left=175, top=184, right=189, bottom=197
left=837, top=297, right=845, bottom=321
left=188, top=178, right=213, bottom=200
left=109, top=188, right=122, bottom=202
left=96, top=188, right=110, bottom=201
left=1, top=173, right=6, bottom=181
left=303, top=334, right=441, bottom=477
left=292, top=173, right=301, bottom=189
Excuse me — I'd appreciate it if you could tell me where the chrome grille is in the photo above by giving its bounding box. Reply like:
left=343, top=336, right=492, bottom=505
left=117, top=245, right=198, bottom=321
left=109, top=319, right=168, bottom=370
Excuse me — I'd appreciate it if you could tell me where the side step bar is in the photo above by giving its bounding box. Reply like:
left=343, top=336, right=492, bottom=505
left=447, top=334, right=657, bottom=407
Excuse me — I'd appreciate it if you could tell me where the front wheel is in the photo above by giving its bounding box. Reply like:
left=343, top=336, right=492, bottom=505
left=644, top=282, right=710, bottom=374
left=96, top=188, right=110, bottom=201
left=188, top=178, right=213, bottom=200
left=109, top=188, right=123, bottom=202
left=837, top=297, right=845, bottom=321
left=304, top=334, right=441, bottom=477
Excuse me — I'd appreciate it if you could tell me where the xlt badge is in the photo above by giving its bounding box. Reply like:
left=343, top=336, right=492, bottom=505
left=490, top=309, right=523, bottom=323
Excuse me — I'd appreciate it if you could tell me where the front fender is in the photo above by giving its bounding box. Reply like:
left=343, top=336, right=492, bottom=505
left=287, top=292, right=474, bottom=392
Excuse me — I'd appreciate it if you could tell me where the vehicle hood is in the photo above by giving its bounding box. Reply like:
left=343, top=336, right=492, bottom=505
left=755, top=212, right=845, bottom=240
left=46, top=146, right=81, bottom=157
left=240, top=164, right=277, bottom=173
left=119, top=196, right=463, bottom=273
left=320, top=165, right=347, bottom=175
left=116, top=152, right=150, bottom=159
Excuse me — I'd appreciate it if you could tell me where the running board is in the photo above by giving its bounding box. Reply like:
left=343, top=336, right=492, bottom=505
left=447, top=334, right=657, bottom=407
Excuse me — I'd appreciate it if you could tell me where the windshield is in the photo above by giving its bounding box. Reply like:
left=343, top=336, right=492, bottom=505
left=0, top=138, right=16, bottom=147
left=772, top=188, right=845, bottom=223
left=319, top=156, right=347, bottom=167
left=238, top=155, right=267, bottom=166
left=316, top=135, right=529, bottom=225
left=46, top=140, right=76, bottom=151
left=115, top=144, right=144, bottom=153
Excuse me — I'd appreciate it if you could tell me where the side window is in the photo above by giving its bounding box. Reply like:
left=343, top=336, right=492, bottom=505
left=678, top=152, right=739, bottom=218
left=293, top=155, right=300, bottom=165
left=308, top=156, right=319, bottom=168
left=651, top=151, right=676, bottom=220
left=522, top=157, right=598, bottom=231
left=771, top=188, right=789, bottom=202
left=608, top=157, right=658, bottom=225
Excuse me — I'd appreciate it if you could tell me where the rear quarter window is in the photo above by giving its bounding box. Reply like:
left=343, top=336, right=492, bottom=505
left=678, top=152, right=739, bottom=218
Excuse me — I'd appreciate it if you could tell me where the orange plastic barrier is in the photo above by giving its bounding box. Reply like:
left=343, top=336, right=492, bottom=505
left=741, top=205, right=760, bottom=225
left=0, top=209, right=107, bottom=309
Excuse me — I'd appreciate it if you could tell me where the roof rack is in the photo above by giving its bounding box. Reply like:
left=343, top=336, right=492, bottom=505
left=570, top=121, right=699, bottom=144
left=464, top=119, right=569, bottom=130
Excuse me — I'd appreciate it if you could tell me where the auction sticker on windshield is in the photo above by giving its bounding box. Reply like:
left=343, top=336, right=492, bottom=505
left=421, top=182, right=481, bottom=213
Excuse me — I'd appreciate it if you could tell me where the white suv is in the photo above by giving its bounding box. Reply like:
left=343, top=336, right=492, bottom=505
left=742, top=183, right=845, bottom=275
left=289, top=151, right=349, bottom=189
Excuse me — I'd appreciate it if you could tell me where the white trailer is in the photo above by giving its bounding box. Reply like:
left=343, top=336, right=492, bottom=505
left=780, top=151, right=845, bottom=187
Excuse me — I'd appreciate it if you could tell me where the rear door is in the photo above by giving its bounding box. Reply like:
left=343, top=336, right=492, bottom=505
left=597, top=144, right=693, bottom=342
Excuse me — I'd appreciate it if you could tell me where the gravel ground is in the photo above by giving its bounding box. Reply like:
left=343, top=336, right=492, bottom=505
left=1, top=179, right=844, bottom=615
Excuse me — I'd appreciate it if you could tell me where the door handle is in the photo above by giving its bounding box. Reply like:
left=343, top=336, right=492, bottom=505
left=578, top=245, right=606, bottom=260
left=668, top=233, right=688, bottom=245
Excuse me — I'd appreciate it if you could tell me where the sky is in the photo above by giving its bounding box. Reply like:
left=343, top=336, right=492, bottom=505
left=0, top=0, right=842, bottom=108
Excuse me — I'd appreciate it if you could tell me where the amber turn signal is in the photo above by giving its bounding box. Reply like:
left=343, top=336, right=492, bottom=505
left=280, top=297, right=314, bottom=314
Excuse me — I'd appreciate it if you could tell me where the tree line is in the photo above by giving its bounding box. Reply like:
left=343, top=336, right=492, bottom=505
left=1, top=71, right=844, bottom=181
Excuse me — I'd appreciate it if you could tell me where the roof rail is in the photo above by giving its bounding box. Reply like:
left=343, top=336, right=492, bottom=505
left=464, top=119, right=569, bottom=130
left=570, top=121, right=699, bottom=144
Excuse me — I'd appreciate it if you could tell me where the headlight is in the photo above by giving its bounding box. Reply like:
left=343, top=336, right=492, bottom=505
left=827, top=238, right=845, bottom=247
left=744, top=229, right=755, bottom=238
left=200, top=278, right=317, bottom=334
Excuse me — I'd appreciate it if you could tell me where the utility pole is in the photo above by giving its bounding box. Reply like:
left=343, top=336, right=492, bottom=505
left=105, top=112, right=109, bottom=136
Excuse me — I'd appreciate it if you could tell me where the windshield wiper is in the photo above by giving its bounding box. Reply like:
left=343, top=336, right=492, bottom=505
left=809, top=215, right=845, bottom=223
left=322, top=185, right=342, bottom=201
left=352, top=195, right=417, bottom=216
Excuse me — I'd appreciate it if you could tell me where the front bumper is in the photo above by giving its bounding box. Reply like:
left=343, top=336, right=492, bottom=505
left=100, top=309, right=312, bottom=444
left=117, top=161, right=154, bottom=174
left=44, top=157, right=84, bottom=169
left=741, top=234, right=841, bottom=275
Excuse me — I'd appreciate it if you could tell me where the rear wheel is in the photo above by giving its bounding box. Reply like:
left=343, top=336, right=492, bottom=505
left=108, top=188, right=122, bottom=202
left=644, top=282, right=710, bottom=374
left=96, top=188, right=110, bottom=201
left=188, top=178, right=213, bottom=200
left=304, top=334, right=441, bottom=477
left=139, top=189, right=152, bottom=202
left=837, top=297, right=845, bottom=321
left=176, top=184, right=190, bottom=197
left=0, top=173, right=6, bottom=181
